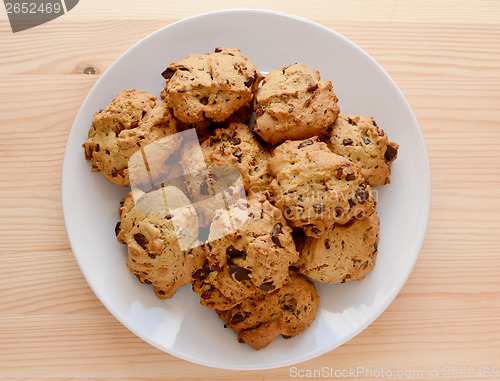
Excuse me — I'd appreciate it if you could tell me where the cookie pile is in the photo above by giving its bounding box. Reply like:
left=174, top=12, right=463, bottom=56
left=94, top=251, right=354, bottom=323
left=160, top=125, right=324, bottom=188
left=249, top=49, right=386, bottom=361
left=83, top=47, right=399, bottom=350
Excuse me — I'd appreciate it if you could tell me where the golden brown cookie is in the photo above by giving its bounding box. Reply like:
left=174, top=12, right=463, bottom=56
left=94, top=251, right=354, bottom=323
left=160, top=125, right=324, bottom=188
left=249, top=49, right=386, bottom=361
left=297, top=211, right=380, bottom=283
left=83, top=89, right=180, bottom=187
left=216, top=272, right=319, bottom=350
left=192, top=195, right=299, bottom=310
left=116, top=188, right=205, bottom=299
left=268, top=138, right=376, bottom=238
left=324, top=114, right=399, bottom=187
left=161, top=47, right=262, bottom=124
left=201, top=122, right=271, bottom=194
left=253, top=63, right=340, bottom=144
left=178, top=123, right=271, bottom=227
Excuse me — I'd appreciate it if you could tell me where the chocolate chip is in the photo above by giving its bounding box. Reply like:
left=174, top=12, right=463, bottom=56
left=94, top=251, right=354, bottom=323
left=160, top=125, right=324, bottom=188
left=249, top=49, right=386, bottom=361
left=385, top=145, right=398, bottom=162
left=307, top=83, right=319, bottom=92
left=200, top=97, right=209, bottom=105
left=285, top=207, right=292, bottom=216
left=284, top=190, right=296, bottom=195
left=231, top=313, right=245, bottom=324
left=373, top=242, right=378, bottom=251
left=177, top=65, right=189, bottom=71
left=345, top=173, right=356, bottom=181
left=192, top=269, right=203, bottom=279
left=114, top=222, right=121, bottom=237
left=312, top=227, right=320, bottom=235
left=130, top=121, right=139, bottom=128
left=161, top=68, right=175, bottom=80
left=238, top=337, right=245, bottom=343
left=343, top=138, right=353, bottom=146
left=348, top=199, right=356, bottom=209
left=244, top=77, right=254, bottom=87
left=134, top=233, right=148, bottom=249
left=336, top=168, right=343, bottom=179
left=158, top=290, right=165, bottom=295
left=288, top=108, right=293, bottom=114
left=313, top=204, right=325, bottom=213
left=214, top=48, right=222, bottom=53
left=298, top=140, right=313, bottom=149
left=201, top=289, right=213, bottom=299
left=345, top=274, right=351, bottom=280
left=324, top=239, right=330, bottom=249
left=233, top=148, right=243, bottom=163
left=165, top=214, right=173, bottom=220
left=144, top=279, right=152, bottom=285
left=230, top=137, right=241, bottom=145
left=260, top=282, right=275, bottom=291
left=362, top=137, right=371, bottom=144
left=282, top=335, right=292, bottom=339
left=200, top=179, right=210, bottom=195
left=229, top=264, right=251, bottom=281
left=355, top=188, right=368, bottom=204
left=272, top=223, right=284, bottom=248
left=335, top=207, right=343, bottom=217
left=95, top=143, right=100, bottom=152
left=226, top=245, right=244, bottom=258
left=347, top=117, right=356, bottom=125
left=304, top=98, right=311, bottom=108
left=298, top=194, right=304, bottom=202
left=326, top=124, right=334, bottom=133
left=148, top=253, right=156, bottom=259
left=210, top=263, right=221, bottom=272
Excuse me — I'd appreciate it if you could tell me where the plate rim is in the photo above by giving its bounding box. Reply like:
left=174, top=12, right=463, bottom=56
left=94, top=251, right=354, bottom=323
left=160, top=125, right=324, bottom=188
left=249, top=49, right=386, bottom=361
left=61, top=8, right=431, bottom=370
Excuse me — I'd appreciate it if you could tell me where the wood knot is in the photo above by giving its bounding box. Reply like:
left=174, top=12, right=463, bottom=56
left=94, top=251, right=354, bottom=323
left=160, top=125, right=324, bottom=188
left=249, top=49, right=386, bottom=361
left=83, top=66, right=97, bottom=75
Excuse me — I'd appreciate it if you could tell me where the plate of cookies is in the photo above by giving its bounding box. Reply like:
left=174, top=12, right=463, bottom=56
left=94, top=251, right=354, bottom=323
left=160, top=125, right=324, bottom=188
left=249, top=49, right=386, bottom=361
left=62, top=10, right=430, bottom=369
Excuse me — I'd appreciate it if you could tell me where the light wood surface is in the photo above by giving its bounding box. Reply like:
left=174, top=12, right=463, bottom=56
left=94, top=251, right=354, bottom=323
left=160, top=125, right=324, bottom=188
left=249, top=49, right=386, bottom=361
left=1, top=1, right=500, bottom=380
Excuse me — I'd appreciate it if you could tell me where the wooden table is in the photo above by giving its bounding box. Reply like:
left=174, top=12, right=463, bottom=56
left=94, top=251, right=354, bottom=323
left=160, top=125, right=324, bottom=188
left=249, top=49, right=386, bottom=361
left=1, top=1, right=499, bottom=380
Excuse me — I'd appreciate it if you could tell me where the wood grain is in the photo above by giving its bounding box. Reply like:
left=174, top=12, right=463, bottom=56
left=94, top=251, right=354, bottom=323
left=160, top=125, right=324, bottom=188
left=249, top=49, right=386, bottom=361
left=1, top=0, right=500, bottom=379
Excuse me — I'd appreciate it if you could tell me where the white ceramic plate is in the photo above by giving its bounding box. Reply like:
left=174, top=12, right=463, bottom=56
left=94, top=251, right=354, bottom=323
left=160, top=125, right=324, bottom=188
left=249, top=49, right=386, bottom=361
left=62, top=10, right=430, bottom=370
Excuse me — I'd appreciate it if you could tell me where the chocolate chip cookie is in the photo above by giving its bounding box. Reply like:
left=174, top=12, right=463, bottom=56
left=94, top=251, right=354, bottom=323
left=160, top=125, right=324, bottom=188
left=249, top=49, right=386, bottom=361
left=268, top=138, right=376, bottom=238
left=201, top=122, right=271, bottom=194
left=192, top=195, right=299, bottom=310
left=253, top=63, right=340, bottom=144
left=83, top=89, right=180, bottom=187
left=324, top=114, right=399, bottom=186
left=216, top=272, right=319, bottom=350
left=297, top=211, right=380, bottom=284
left=161, top=47, right=262, bottom=124
left=116, top=187, right=205, bottom=299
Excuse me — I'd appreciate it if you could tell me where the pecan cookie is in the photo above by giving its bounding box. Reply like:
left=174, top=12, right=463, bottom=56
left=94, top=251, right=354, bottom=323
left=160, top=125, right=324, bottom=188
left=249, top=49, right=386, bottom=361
left=116, top=187, right=205, bottom=299
left=297, top=211, right=380, bottom=284
left=83, top=89, right=180, bottom=187
left=161, top=47, right=262, bottom=124
left=253, top=63, right=340, bottom=144
left=192, top=195, right=299, bottom=310
left=324, top=114, right=399, bottom=187
left=268, top=138, right=376, bottom=238
left=216, top=272, right=319, bottom=350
